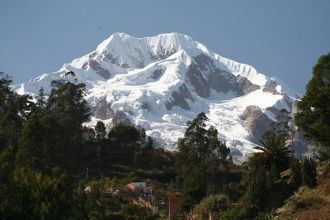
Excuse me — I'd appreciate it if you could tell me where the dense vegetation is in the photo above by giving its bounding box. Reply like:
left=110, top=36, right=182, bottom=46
left=295, top=53, right=330, bottom=161
left=0, top=53, right=329, bottom=219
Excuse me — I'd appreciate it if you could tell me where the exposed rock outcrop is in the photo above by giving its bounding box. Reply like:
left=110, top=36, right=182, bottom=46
left=156, top=46, right=176, bottom=59
left=242, top=105, right=273, bottom=144
left=165, top=84, right=193, bottom=110
left=190, top=54, right=260, bottom=97
left=150, top=69, right=163, bottom=80
left=111, top=111, right=132, bottom=125
left=89, top=60, right=111, bottom=79
left=207, top=70, right=235, bottom=94
left=187, top=62, right=210, bottom=98
left=92, top=98, right=114, bottom=120
left=235, top=76, right=260, bottom=95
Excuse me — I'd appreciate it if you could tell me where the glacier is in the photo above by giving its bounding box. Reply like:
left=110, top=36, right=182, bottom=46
left=15, top=32, right=303, bottom=163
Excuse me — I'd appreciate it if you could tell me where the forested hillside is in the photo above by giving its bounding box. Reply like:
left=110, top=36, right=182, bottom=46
left=0, top=53, right=329, bottom=219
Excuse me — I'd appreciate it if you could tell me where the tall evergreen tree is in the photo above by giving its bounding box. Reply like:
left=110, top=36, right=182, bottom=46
left=95, top=121, right=106, bottom=140
left=175, top=112, right=230, bottom=211
left=36, top=87, right=46, bottom=111
left=295, top=53, right=330, bottom=155
left=108, top=123, right=139, bottom=144
left=43, top=80, right=91, bottom=167
left=0, top=72, right=12, bottom=114
left=0, top=72, right=34, bottom=158
left=16, top=113, right=48, bottom=171
left=47, top=80, right=91, bottom=126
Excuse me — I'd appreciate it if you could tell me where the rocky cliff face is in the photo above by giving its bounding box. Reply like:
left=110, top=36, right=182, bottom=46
left=15, top=32, right=301, bottom=162
left=241, top=105, right=273, bottom=144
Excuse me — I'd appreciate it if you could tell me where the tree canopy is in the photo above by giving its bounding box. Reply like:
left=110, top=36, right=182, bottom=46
left=175, top=112, right=231, bottom=210
left=108, top=123, right=140, bottom=144
left=295, top=53, right=330, bottom=150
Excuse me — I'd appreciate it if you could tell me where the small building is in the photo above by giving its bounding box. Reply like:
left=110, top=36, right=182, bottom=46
left=126, top=182, right=153, bottom=197
left=126, top=182, right=146, bottom=191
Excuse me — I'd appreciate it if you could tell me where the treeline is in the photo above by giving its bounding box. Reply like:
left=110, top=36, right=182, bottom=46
left=0, top=74, right=173, bottom=219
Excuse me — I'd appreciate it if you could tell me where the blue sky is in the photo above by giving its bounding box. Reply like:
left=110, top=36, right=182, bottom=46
left=0, top=0, right=329, bottom=94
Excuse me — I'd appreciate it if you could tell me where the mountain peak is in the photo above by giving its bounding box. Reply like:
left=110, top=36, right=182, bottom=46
left=96, top=32, right=202, bottom=56
left=112, top=32, right=132, bottom=38
left=96, top=32, right=134, bottom=51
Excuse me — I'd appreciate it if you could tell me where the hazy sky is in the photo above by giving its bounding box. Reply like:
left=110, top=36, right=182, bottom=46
left=1, top=0, right=329, bottom=94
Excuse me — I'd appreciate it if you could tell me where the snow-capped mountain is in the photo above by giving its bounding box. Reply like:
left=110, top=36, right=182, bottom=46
left=15, top=32, right=306, bottom=163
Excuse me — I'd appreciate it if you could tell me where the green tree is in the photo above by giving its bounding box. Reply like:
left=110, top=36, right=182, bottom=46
left=254, top=132, right=291, bottom=179
left=295, top=53, right=330, bottom=157
left=108, top=123, right=139, bottom=144
left=243, top=132, right=292, bottom=215
left=0, top=72, right=13, bottom=113
left=175, top=112, right=230, bottom=211
left=0, top=167, right=75, bottom=219
left=36, top=87, right=46, bottom=111
left=43, top=80, right=91, bottom=167
left=0, top=72, right=34, bottom=159
left=15, top=112, right=61, bottom=172
left=0, top=110, right=21, bottom=159
left=47, top=80, right=91, bottom=126
left=16, top=80, right=91, bottom=170
left=95, top=120, right=106, bottom=140
left=0, top=76, right=92, bottom=219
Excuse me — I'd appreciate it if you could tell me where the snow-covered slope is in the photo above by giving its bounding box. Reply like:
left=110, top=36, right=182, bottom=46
left=15, top=32, right=301, bottom=163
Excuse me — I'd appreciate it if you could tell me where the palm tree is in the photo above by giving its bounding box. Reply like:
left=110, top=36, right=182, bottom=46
left=254, top=132, right=292, bottom=179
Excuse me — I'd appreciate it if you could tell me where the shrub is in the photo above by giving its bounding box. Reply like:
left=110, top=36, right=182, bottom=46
left=301, top=157, right=317, bottom=187
left=193, top=194, right=229, bottom=219
left=290, top=158, right=302, bottom=187
left=292, top=196, right=324, bottom=211
left=220, top=208, right=240, bottom=220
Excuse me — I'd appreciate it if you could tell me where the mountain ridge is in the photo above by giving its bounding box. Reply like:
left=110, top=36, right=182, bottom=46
left=14, top=32, right=304, bottom=163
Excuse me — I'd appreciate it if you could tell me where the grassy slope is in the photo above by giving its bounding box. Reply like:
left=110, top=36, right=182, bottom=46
left=275, top=162, right=330, bottom=220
